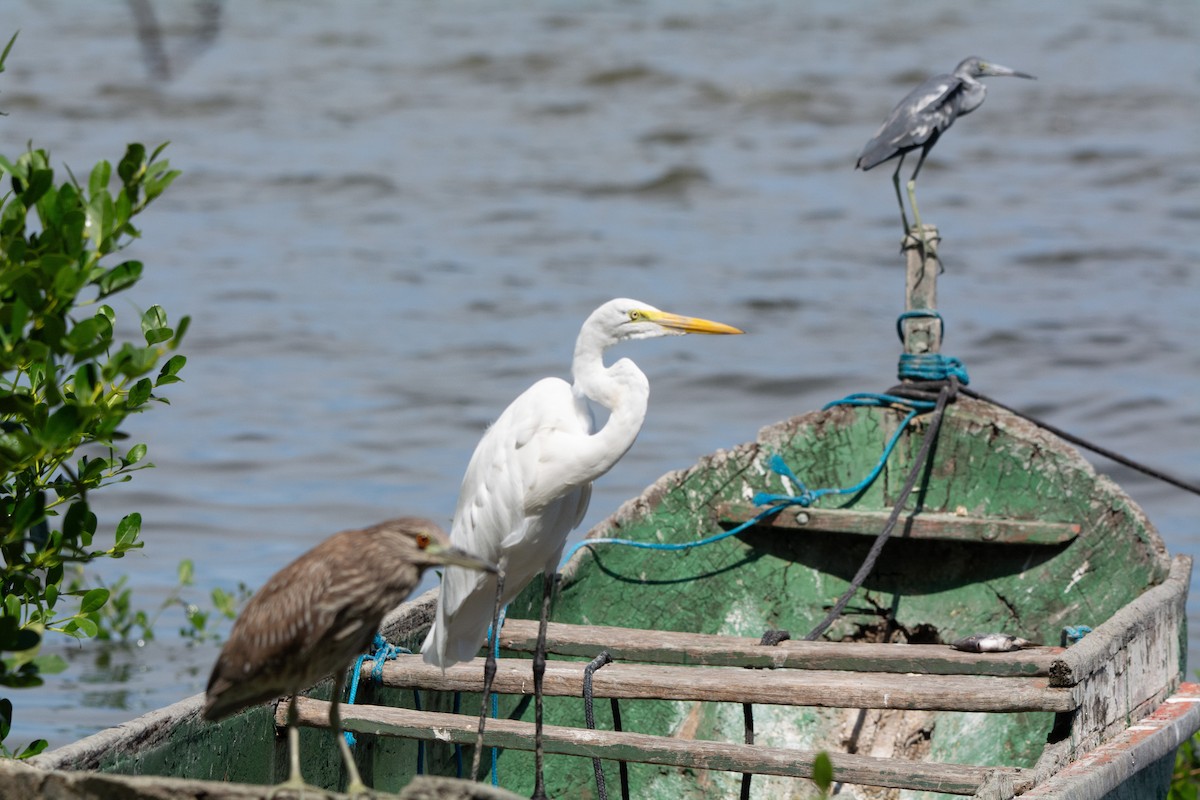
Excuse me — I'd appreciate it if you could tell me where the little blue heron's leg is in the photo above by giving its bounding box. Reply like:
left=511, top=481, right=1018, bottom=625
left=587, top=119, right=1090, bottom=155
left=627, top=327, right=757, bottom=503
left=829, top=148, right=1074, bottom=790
left=530, top=572, right=556, bottom=800
left=330, top=671, right=368, bottom=796
left=472, top=569, right=506, bottom=780
left=890, top=153, right=910, bottom=237
left=907, top=141, right=936, bottom=264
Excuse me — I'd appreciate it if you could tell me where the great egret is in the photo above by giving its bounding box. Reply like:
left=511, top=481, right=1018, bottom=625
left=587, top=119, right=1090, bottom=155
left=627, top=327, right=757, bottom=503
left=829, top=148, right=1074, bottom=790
left=421, top=297, right=742, bottom=794
left=204, top=518, right=495, bottom=796
left=856, top=56, right=1036, bottom=248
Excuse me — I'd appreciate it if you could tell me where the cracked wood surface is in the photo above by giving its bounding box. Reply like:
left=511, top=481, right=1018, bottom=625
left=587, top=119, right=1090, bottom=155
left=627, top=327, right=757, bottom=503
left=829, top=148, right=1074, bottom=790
left=494, top=617, right=1061, bottom=675
left=289, top=697, right=1029, bottom=797
left=364, top=654, right=1077, bottom=712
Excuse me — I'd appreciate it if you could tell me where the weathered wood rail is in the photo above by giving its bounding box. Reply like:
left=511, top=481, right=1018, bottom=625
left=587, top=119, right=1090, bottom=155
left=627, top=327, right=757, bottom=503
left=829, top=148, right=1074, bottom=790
left=367, top=654, right=1077, bottom=712
left=287, top=697, right=1032, bottom=797
left=716, top=502, right=1081, bottom=545
left=495, top=617, right=1062, bottom=674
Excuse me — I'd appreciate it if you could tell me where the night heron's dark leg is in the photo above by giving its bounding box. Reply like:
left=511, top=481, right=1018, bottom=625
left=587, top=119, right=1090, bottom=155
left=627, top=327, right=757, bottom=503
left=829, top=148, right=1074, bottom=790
left=530, top=572, right=555, bottom=800
left=890, top=153, right=910, bottom=236
left=330, top=671, right=368, bottom=795
left=472, top=569, right=506, bottom=780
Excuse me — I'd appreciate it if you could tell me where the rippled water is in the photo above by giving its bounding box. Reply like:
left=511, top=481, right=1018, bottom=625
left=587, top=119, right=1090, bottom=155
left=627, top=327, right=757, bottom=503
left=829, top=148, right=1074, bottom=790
left=4, top=0, right=1197, bottom=749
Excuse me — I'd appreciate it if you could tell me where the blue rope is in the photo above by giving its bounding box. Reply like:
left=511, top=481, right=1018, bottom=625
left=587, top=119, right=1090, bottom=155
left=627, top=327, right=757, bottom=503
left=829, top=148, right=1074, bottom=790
left=489, top=605, right=507, bottom=786
left=898, top=353, right=970, bottom=383
left=753, top=392, right=932, bottom=510
left=1063, top=625, right=1092, bottom=646
left=558, top=503, right=786, bottom=572
left=894, top=310, right=970, bottom=384
left=896, top=309, right=944, bottom=342
left=559, top=397, right=930, bottom=570
left=344, top=634, right=410, bottom=746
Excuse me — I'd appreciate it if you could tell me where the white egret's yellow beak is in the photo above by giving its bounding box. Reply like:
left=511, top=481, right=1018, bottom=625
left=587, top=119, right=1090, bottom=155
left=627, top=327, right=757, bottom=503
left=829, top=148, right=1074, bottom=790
left=641, top=310, right=744, bottom=335
left=426, top=541, right=498, bottom=573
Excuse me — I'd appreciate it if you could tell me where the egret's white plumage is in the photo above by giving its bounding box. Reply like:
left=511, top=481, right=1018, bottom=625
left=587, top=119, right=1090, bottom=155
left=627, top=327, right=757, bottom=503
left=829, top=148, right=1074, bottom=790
left=422, top=298, right=742, bottom=668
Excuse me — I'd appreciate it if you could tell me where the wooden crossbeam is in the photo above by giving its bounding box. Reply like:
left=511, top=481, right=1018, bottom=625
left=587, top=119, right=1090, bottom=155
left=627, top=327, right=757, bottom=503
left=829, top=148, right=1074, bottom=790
left=717, top=502, right=1080, bottom=545
left=289, top=697, right=1031, bottom=796
left=496, top=618, right=1060, bottom=676
left=368, top=654, right=1076, bottom=712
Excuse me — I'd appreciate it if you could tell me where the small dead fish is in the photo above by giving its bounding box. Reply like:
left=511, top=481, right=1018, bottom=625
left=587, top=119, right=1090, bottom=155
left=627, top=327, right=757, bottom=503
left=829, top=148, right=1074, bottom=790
left=951, top=633, right=1032, bottom=653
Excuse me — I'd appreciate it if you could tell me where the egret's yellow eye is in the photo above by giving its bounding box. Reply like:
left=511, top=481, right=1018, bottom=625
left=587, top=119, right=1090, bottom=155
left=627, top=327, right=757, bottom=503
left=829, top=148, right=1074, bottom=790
left=416, top=533, right=431, bottom=550
left=629, top=310, right=644, bottom=322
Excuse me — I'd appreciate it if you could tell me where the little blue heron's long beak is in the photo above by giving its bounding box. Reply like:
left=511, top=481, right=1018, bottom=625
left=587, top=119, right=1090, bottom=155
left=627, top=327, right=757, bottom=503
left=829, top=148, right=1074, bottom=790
left=982, top=61, right=1036, bottom=80
left=428, top=543, right=498, bottom=573
left=643, top=310, right=744, bottom=335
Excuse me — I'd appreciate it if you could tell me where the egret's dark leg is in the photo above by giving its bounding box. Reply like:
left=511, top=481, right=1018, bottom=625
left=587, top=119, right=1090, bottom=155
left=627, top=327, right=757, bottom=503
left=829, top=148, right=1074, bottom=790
left=531, top=572, right=556, bottom=800
left=330, top=671, right=368, bottom=796
left=472, top=569, right=506, bottom=780
left=890, top=153, right=910, bottom=236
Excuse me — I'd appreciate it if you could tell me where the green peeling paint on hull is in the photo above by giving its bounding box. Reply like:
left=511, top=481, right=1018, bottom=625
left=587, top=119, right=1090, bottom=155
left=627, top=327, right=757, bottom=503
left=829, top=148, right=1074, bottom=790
left=42, top=398, right=1175, bottom=799
left=451, top=398, right=1171, bottom=798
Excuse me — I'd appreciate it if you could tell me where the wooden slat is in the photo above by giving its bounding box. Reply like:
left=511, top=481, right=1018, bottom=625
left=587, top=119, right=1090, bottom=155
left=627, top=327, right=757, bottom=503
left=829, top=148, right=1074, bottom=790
left=497, top=619, right=1059, bottom=676
left=717, top=502, right=1080, bottom=545
left=1022, top=682, right=1200, bottom=799
left=370, top=654, right=1076, bottom=712
left=289, top=697, right=1031, bottom=796
left=1049, top=554, right=1191, bottom=687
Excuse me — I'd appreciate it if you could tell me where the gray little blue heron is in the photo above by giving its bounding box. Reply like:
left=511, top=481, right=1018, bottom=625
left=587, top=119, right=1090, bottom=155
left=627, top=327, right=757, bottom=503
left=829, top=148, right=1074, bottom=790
left=204, top=517, right=496, bottom=797
left=856, top=57, right=1036, bottom=250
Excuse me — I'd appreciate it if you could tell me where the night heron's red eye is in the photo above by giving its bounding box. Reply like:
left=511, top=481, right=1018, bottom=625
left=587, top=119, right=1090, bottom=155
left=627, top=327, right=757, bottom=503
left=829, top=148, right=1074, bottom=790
left=416, top=533, right=431, bottom=549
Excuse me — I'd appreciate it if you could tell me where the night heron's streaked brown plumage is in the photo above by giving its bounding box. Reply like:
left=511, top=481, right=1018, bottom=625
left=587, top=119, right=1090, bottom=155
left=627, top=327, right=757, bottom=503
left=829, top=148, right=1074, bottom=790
left=204, top=516, right=495, bottom=795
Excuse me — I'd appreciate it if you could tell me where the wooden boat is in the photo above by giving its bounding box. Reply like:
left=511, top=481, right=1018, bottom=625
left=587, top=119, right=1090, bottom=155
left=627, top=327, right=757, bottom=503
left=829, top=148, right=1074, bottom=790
left=18, top=237, right=1199, bottom=799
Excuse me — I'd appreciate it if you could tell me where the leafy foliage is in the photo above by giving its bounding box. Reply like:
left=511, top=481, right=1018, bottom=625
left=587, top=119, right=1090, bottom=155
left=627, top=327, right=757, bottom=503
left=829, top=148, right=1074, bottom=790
left=811, top=751, right=833, bottom=798
left=75, top=559, right=249, bottom=646
left=0, top=126, right=185, bottom=757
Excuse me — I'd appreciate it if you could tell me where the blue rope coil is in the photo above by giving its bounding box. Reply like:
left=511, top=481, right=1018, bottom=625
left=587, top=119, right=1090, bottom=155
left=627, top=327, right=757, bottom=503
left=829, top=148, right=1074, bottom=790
left=894, top=310, right=970, bottom=384
left=898, top=352, right=970, bottom=383
left=344, top=634, right=410, bottom=746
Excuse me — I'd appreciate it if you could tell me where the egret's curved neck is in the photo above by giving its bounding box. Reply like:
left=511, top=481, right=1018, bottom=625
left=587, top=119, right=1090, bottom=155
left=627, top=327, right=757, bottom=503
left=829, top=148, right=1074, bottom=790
left=570, top=328, right=650, bottom=477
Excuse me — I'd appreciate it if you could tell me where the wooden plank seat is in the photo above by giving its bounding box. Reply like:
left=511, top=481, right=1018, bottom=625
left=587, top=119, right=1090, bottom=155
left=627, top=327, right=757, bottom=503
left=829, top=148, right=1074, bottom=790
left=366, top=653, right=1077, bottom=713
left=287, top=697, right=1033, bottom=797
left=495, top=618, right=1062, bottom=676
left=717, top=502, right=1081, bottom=545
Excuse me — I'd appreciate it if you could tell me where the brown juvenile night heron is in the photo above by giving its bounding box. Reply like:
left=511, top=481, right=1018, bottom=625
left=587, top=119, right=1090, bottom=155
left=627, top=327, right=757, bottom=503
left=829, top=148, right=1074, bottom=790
left=204, top=517, right=496, bottom=796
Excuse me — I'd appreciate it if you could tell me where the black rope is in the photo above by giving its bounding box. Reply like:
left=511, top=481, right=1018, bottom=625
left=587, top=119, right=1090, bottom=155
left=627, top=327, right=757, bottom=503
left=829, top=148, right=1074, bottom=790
left=740, top=630, right=792, bottom=800
left=959, top=387, right=1200, bottom=497
left=583, top=651, right=619, bottom=800
left=611, top=693, right=630, bottom=800
left=804, top=379, right=957, bottom=642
